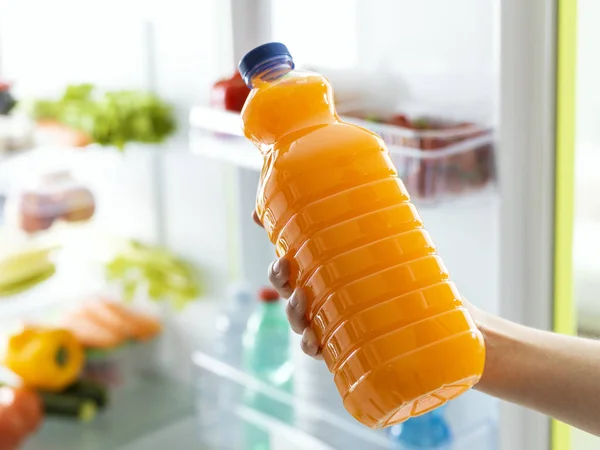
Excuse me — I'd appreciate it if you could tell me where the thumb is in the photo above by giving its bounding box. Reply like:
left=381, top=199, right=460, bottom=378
left=252, top=210, right=263, bottom=228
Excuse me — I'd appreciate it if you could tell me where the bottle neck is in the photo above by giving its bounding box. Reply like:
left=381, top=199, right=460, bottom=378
left=260, top=300, right=280, bottom=309
left=246, top=56, right=294, bottom=88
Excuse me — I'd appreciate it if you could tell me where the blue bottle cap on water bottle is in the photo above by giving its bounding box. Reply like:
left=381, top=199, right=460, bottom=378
left=238, top=42, right=294, bottom=87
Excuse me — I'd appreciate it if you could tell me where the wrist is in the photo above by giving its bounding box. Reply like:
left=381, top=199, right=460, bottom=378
left=466, top=302, right=529, bottom=397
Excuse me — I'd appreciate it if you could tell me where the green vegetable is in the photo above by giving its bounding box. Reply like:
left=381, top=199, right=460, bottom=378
left=412, top=117, right=431, bottom=130
left=64, top=379, right=109, bottom=409
left=364, top=114, right=383, bottom=123
left=25, top=84, right=176, bottom=150
left=0, top=266, right=56, bottom=297
left=105, top=240, right=202, bottom=309
left=39, top=391, right=98, bottom=422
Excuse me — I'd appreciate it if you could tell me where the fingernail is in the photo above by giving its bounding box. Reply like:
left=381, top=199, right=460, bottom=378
left=289, top=293, right=298, bottom=308
left=272, top=259, right=281, bottom=275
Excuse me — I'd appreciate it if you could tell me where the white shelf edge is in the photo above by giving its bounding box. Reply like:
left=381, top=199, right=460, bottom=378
left=193, top=350, right=497, bottom=449
left=189, top=106, right=495, bottom=158
left=189, top=130, right=263, bottom=171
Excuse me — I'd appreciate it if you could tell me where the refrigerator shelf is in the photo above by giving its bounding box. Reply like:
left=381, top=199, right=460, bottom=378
left=24, top=373, right=195, bottom=450
left=189, top=106, right=496, bottom=203
left=193, top=350, right=497, bottom=450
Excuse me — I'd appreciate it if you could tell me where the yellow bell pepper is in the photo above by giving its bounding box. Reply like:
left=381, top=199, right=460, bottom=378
left=4, top=326, right=84, bottom=392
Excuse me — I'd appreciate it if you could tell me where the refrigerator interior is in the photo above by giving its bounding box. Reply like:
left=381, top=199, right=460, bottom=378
left=204, top=0, right=501, bottom=447
left=0, top=0, right=504, bottom=448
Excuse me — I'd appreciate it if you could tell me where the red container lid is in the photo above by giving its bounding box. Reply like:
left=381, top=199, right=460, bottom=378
left=258, top=287, right=280, bottom=302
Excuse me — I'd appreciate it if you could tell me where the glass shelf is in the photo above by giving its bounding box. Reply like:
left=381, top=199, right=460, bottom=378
left=24, top=373, right=195, bottom=450
left=189, top=106, right=496, bottom=204
left=192, top=350, right=497, bottom=450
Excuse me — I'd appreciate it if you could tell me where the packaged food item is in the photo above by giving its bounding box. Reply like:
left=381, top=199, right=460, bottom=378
left=346, top=111, right=495, bottom=201
left=238, top=43, right=485, bottom=428
left=60, top=297, right=162, bottom=387
left=5, top=171, right=95, bottom=234
left=210, top=72, right=251, bottom=113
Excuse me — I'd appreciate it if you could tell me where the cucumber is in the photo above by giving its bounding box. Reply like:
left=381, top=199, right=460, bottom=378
left=39, top=391, right=97, bottom=423
left=64, top=379, right=109, bottom=409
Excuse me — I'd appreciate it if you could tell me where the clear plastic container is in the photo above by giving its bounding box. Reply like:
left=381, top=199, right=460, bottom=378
left=193, top=350, right=497, bottom=450
left=189, top=106, right=495, bottom=203
left=342, top=112, right=495, bottom=203
left=4, top=170, right=96, bottom=233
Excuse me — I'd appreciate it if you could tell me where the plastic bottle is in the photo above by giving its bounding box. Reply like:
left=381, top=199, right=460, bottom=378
left=215, top=284, right=255, bottom=366
left=242, top=287, right=294, bottom=450
left=388, top=406, right=452, bottom=449
left=238, top=43, right=486, bottom=428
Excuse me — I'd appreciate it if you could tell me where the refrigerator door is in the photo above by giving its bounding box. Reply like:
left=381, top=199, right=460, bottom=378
left=567, top=0, right=600, bottom=448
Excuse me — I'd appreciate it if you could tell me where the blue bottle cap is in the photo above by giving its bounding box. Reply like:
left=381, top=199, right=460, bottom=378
left=238, top=42, right=294, bottom=87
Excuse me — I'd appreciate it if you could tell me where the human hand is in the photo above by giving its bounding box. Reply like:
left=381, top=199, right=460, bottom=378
left=253, top=211, right=322, bottom=359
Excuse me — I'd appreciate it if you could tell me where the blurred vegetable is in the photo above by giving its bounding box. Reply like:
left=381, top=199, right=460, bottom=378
left=39, top=391, right=97, bottom=422
left=81, top=299, right=162, bottom=341
left=25, top=84, right=176, bottom=149
left=5, top=327, right=84, bottom=392
left=61, top=299, right=162, bottom=349
left=0, top=386, right=43, bottom=450
left=210, top=72, right=250, bottom=112
left=0, top=81, right=16, bottom=115
left=0, top=245, right=57, bottom=297
left=64, top=379, right=109, bottom=409
left=36, top=120, right=93, bottom=147
left=106, top=240, right=202, bottom=309
left=7, top=387, right=43, bottom=432
left=60, top=310, right=122, bottom=350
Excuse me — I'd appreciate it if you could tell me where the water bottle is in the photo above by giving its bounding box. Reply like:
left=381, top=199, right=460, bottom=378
left=388, top=405, right=452, bottom=449
left=213, top=284, right=254, bottom=448
left=243, top=287, right=294, bottom=450
left=215, top=284, right=255, bottom=366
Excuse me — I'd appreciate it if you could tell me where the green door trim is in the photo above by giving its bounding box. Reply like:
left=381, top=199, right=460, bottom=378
left=553, top=0, right=577, bottom=449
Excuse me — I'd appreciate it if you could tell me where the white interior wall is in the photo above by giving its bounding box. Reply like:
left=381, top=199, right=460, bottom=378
left=575, top=0, right=600, bottom=148
left=271, top=0, right=494, bottom=121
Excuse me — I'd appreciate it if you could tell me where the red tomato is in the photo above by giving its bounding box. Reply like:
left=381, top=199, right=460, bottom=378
left=388, top=113, right=411, bottom=128
left=8, top=388, right=43, bottom=433
left=0, top=387, right=43, bottom=449
left=210, top=72, right=251, bottom=112
left=0, top=405, right=27, bottom=450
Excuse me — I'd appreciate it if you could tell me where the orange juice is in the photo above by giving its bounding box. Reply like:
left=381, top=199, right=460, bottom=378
left=239, top=43, right=485, bottom=429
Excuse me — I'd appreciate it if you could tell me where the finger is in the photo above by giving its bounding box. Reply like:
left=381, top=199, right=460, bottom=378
left=252, top=210, right=263, bottom=228
left=268, top=258, right=293, bottom=299
left=301, top=328, right=323, bottom=360
left=286, top=289, right=310, bottom=334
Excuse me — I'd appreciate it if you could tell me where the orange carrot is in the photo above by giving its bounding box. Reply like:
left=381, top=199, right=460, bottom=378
left=80, top=301, right=131, bottom=341
left=98, top=301, right=162, bottom=341
left=61, top=311, right=122, bottom=349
